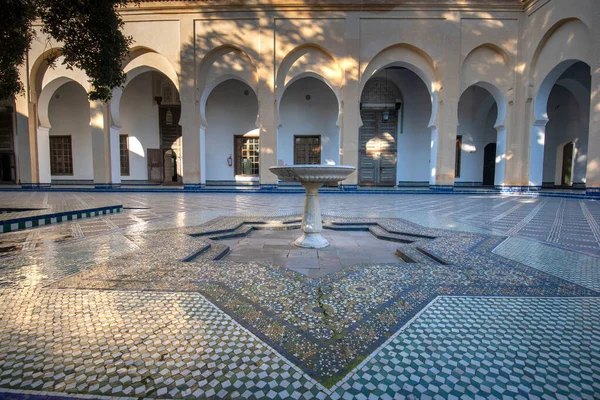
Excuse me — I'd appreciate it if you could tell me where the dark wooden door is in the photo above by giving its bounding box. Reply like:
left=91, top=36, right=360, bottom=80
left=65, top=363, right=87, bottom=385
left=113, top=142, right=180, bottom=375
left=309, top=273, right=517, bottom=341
left=482, top=143, right=496, bottom=186
left=0, top=153, right=14, bottom=182
left=359, top=110, right=397, bottom=186
left=147, top=148, right=163, bottom=182
left=561, top=142, right=574, bottom=186
left=159, top=106, right=182, bottom=183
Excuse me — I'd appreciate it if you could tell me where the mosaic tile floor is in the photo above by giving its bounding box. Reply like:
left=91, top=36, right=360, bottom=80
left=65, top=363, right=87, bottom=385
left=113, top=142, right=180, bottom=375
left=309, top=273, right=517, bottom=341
left=0, top=192, right=599, bottom=399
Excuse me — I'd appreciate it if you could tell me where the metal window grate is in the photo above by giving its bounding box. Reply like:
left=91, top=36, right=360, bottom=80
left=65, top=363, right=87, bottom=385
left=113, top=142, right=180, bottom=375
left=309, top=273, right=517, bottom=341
left=294, top=135, right=321, bottom=165
left=235, top=136, right=260, bottom=176
left=50, top=136, right=73, bottom=175
left=120, top=135, right=130, bottom=176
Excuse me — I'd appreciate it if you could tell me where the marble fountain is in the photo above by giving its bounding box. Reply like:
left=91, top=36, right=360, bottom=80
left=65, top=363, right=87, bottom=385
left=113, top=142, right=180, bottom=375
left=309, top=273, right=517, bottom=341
left=269, top=165, right=355, bottom=248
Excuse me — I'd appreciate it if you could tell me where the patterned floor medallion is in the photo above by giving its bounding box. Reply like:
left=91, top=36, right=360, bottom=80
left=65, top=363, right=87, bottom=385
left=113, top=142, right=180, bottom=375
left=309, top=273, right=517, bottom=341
left=48, top=215, right=600, bottom=387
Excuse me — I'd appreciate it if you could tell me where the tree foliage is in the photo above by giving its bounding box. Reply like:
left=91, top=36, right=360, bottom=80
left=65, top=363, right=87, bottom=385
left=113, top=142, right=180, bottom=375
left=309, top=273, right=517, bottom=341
left=0, top=0, right=133, bottom=102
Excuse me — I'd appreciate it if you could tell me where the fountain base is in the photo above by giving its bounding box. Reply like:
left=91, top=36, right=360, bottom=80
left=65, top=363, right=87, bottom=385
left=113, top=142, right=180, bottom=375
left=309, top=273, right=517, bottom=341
left=294, top=232, right=329, bottom=249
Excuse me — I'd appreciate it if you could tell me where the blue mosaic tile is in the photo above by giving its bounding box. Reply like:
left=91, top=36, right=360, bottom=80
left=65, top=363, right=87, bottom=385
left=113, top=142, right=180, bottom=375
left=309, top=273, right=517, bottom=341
left=48, top=215, right=600, bottom=386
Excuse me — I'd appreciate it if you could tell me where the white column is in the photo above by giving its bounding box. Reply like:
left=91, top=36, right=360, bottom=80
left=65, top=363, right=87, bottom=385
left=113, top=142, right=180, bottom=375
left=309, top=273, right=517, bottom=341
left=257, top=15, right=278, bottom=188
left=179, top=15, right=203, bottom=189
left=199, top=124, right=206, bottom=184
left=339, top=13, right=360, bottom=188
left=181, top=97, right=202, bottom=188
left=585, top=13, right=600, bottom=195
left=90, top=100, right=120, bottom=188
left=109, top=125, right=122, bottom=184
left=493, top=91, right=513, bottom=188
left=528, top=120, right=547, bottom=188
left=429, top=126, right=439, bottom=186
left=36, top=126, right=51, bottom=186
left=14, top=76, right=35, bottom=186
left=429, top=98, right=459, bottom=189
left=429, top=12, right=460, bottom=190
left=503, top=80, right=533, bottom=190
left=494, top=126, right=507, bottom=187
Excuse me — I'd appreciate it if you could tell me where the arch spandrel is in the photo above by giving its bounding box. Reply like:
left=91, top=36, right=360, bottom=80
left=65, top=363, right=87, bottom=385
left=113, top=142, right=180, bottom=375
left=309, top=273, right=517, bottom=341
left=276, top=44, right=342, bottom=94
left=275, top=44, right=343, bottom=127
left=460, top=44, right=511, bottom=95
left=197, top=45, right=259, bottom=127
left=529, top=18, right=592, bottom=96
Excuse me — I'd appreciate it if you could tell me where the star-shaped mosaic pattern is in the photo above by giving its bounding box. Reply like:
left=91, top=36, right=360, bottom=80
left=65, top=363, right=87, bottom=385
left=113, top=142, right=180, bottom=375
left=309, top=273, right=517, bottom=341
left=52, top=216, right=600, bottom=386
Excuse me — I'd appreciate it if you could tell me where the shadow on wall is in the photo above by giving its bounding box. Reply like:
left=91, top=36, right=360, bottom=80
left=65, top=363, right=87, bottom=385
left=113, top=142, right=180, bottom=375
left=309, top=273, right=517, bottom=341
left=179, top=7, right=350, bottom=167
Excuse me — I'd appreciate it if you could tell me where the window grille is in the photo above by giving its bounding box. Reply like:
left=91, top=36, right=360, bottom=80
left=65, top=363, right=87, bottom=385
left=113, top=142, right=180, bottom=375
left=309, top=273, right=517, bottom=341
left=234, top=136, right=260, bottom=176
left=50, top=136, right=73, bottom=175
left=120, top=135, right=130, bottom=176
left=294, top=136, right=322, bottom=165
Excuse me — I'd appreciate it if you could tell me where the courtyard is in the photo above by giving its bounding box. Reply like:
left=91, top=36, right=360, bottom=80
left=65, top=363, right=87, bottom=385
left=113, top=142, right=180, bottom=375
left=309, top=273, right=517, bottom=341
left=0, top=191, right=599, bottom=399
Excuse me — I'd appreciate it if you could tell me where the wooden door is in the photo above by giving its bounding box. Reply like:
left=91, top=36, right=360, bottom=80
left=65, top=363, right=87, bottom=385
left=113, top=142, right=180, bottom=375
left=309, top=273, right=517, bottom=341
left=482, top=143, right=496, bottom=186
left=561, top=142, right=574, bottom=186
left=359, top=110, right=397, bottom=186
left=147, top=148, right=163, bottom=182
left=359, top=110, right=378, bottom=185
left=159, top=106, right=182, bottom=183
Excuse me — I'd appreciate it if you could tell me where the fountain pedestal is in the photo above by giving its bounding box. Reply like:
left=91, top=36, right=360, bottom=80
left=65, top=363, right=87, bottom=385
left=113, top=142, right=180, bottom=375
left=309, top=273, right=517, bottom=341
left=269, top=165, right=355, bottom=249
left=296, top=181, right=328, bottom=248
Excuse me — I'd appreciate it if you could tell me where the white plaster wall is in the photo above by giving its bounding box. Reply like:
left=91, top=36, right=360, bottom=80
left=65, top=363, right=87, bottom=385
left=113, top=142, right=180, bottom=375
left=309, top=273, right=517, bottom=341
left=48, top=81, right=92, bottom=180
left=205, top=79, right=258, bottom=181
left=456, top=86, right=498, bottom=183
left=543, top=85, right=587, bottom=184
left=278, top=77, right=339, bottom=166
left=119, top=72, right=160, bottom=181
left=381, top=69, right=431, bottom=183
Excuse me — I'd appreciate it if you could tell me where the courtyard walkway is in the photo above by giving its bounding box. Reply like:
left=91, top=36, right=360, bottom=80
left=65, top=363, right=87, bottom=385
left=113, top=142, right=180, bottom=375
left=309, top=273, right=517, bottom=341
left=0, top=192, right=599, bottom=399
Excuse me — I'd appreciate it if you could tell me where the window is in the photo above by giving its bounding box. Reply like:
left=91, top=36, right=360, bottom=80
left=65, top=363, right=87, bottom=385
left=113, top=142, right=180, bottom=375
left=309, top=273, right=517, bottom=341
left=294, top=135, right=321, bottom=165
left=455, top=135, right=462, bottom=178
left=119, top=135, right=130, bottom=176
left=234, top=136, right=260, bottom=176
left=50, top=136, right=73, bottom=175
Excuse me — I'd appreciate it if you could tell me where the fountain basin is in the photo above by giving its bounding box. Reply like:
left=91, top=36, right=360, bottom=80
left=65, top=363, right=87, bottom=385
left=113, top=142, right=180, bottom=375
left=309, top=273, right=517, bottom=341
left=269, top=165, right=355, bottom=248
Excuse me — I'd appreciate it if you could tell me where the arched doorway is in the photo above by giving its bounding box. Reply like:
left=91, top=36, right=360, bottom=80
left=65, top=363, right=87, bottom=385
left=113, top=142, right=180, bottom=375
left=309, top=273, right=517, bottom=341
left=359, top=67, right=431, bottom=187
left=533, top=61, right=590, bottom=188
left=278, top=77, right=339, bottom=168
left=204, top=79, right=259, bottom=184
left=359, top=76, right=400, bottom=186
left=456, top=85, right=498, bottom=186
left=119, top=71, right=182, bottom=184
left=47, top=81, right=92, bottom=182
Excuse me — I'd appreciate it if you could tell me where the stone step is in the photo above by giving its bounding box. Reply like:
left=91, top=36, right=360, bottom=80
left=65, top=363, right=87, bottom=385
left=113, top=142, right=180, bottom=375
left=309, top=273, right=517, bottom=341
left=189, top=223, right=244, bottom=238
left=207, top=225, right=254, bottom=240
left=383, top=229, right=436, bottom=240
left=180, top=243, right=211, bottom=262
left=254, top=224, right=302, bottom=231
left=395, top=246, right=446, bottom=265
left=368, top=226, right=415, bottom=244
left=203, top=242, right=230, bottom=261
left=323, top=223, right=370, bottom=232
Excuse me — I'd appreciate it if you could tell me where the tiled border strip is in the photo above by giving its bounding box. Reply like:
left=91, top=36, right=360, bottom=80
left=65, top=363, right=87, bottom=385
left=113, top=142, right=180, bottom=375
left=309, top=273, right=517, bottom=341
left=0, top=186, right=596, bottom=199
left=1, top=206, right=122, bottom=233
